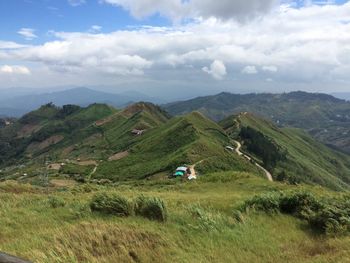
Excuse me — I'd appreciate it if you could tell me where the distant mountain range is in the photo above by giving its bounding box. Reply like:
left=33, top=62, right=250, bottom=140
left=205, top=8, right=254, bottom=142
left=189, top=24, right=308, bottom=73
left=332, top=92, right=350, bottom=101
left=164, top=91, right=350, bottom=154
left=0, top=87, right=162, bottom=117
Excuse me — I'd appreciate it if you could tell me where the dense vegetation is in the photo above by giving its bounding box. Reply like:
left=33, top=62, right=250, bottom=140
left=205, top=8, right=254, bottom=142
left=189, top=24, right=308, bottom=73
left=239, top=126, right=286, bottom=170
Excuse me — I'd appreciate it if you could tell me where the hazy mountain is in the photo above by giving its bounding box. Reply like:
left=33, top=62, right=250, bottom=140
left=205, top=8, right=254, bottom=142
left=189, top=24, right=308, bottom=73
left=0, top=87, right=160, bottom=117
left=332, top=92, right=350, bottom=101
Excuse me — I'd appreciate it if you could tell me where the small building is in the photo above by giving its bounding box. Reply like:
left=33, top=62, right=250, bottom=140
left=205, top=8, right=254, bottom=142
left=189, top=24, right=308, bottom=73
left=173, top=166, right=191, bottom=177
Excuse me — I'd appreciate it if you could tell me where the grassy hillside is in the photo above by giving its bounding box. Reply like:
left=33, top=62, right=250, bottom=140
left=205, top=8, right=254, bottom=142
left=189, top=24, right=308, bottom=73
left=2, top=102, right=350, bottom=191
left=95, top=111, right=260, bottom=180
left=0, top=103, right=117, bottom=166
left=1, top=173, right=350, bottom=262
left=221, top=113, right=350, bottom=190
left=164, top=91, right=350, bottom=154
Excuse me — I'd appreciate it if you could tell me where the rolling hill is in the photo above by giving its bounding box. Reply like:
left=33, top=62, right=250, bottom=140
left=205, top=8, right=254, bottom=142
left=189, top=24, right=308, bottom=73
left=0, top=102, right=261, bottom=183
left=164, top=91, right=350, bottom=154
left=1, top=101, right=350, bottom=190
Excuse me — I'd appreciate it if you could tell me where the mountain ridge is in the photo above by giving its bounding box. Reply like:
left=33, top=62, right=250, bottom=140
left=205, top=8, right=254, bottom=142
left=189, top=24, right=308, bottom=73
left=164, top=91, right=350, bottom=154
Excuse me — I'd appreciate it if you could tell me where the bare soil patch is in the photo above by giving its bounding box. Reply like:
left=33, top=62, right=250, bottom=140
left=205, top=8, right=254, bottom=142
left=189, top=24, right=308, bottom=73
left=108, top=151, right=129, bottom=161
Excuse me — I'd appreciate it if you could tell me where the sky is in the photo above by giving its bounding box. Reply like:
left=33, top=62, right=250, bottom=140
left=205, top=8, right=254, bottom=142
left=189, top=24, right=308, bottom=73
left=0, top=0, right=350, bottom=96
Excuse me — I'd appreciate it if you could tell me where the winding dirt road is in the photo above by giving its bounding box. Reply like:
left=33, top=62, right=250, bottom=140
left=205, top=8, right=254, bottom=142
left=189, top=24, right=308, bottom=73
left=232, top=140, right=273, bottom=182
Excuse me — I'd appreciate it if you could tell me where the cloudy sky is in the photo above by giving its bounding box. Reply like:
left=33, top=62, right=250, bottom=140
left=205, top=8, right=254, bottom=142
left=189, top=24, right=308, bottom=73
left=0, top=0, right=349, bottom=96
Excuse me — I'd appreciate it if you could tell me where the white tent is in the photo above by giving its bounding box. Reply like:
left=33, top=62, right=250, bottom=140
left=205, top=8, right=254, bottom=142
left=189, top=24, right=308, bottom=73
left=176, top=166, right=188, bottom=172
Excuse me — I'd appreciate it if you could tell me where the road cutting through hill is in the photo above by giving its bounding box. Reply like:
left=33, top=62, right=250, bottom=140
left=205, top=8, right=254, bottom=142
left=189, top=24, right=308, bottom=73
left=232, top=140, right=273, bottom=182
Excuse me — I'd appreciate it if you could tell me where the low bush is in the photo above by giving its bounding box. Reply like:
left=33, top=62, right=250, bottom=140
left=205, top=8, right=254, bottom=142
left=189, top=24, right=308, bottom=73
left=279, top=192, right=323, bottom=219
left=134, top=195, right=167, bottom=222
left=48, top=196, right=66, bottom=208
left=240, top=192, right=282, bottom=213
left=239, top=191, right=350, bottom=236
left=90, top=192, right=131, bottom=217
left=308, top=198, right=350, bottom=235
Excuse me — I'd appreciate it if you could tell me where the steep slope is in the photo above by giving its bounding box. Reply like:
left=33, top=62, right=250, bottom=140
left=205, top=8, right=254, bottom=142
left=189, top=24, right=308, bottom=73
left=0, top=103, right=117, bottom=166
left=220, top=113, right=350, bottom=190
left=164, top=91, right=350, bottom=153
left=95, top=112, right=260, bottom=181
left=0, top=102, right=176, bottom=180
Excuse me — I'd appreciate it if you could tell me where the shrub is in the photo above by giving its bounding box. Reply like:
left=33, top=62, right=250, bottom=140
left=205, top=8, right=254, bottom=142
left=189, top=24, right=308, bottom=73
left=309, top=204, right=350, bottom=235
left=90, top=192, right=131, bottom=217
left=134, top=195, right=167, bottom=222
left=279, top=192, right=323, bottom=219
left=239, top=191, right=350, bottom=236
left=240, top=192, right=282, bottom=213
left=48, top=196, right=66, bottom=208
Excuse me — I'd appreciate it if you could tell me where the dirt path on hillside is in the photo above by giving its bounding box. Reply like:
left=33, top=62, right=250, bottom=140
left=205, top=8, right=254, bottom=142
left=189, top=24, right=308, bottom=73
left=87, top=164, right=99, bottom=181
left=232, top=140, right=273, bottom=182
left=188, top=160, right=204, bottom=178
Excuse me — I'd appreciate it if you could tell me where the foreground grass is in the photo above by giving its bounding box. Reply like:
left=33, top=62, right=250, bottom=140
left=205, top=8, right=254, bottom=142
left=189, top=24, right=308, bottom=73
left=0, top=173, right=349, bottom=262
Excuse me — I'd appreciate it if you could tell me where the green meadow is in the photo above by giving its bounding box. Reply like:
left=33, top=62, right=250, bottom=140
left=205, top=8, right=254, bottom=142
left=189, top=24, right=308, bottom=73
left=1, top=172, right=350, bottom=263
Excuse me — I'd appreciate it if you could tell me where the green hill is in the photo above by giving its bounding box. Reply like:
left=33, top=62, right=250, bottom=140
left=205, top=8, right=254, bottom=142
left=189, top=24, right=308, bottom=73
left=1, top=102, right=350, bottom=190
left=0, top=103, right=117, bottom=166
left=164, top=91, right=350, bottom=154
left=95, top=111, right=259, bottom=180
left=220, top=113, right=350, bottom=190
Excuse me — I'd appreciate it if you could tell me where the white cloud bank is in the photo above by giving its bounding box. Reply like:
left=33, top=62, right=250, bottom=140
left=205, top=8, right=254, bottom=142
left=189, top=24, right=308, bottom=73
left=101, top=0, right=279, bottom=21
left=1, top=1, right=350, bottom=90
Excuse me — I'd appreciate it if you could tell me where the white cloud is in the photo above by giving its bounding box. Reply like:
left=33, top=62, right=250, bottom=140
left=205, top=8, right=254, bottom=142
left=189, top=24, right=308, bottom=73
left=188, top=0, right=279, bottom=21
left=101, top=0, right=278, bottom=21
left=203, top=60, right=227, bottom=80
left=242, top=66, right=258, bottom=74
left=1, top=2, right=350, bottom=89
left=0, top=65, right=31, bottom=75
left=68, top=0, right=86, bottom=6
left=0, top=41, right=28, bottom=49
left=17, top=28, right=37, bottom=40
left=262, top=65, right=278, bottom=72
